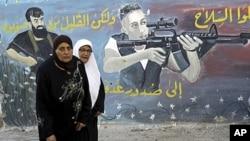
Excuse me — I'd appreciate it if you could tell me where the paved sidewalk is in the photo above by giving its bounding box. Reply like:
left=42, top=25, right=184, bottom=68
left=0, top=122, right=231, bottom=141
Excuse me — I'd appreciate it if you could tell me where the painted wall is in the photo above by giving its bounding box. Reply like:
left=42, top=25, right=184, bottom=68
left=0, top=0, right=250, bottom=127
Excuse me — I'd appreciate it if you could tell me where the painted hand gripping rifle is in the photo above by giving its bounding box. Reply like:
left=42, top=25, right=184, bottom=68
left=117, top=17, right=250, bottom=72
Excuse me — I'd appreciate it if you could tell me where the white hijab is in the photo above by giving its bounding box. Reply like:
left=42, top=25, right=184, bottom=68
left=73, top=39, right=101, bottom=108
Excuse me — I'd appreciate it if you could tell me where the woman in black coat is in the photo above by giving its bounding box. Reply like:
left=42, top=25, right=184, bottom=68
left=36, top=35, right=92, bottom=141
left=74, top=39, right=105, bottom=141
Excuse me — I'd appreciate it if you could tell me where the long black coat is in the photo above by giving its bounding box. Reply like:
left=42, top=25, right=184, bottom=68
left=36, top=56, right=92, bottom=141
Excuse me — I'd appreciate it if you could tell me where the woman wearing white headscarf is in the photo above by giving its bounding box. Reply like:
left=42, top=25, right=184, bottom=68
left=73, top=39, right=105, bottom=141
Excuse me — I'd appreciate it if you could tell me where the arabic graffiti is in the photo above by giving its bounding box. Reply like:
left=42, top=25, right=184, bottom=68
left=105, top=80, right=183, bottom=99
left=195, top=5, right=250, bottom=28
left=54, top=7, right=116, bottom=31
left=1, top=7, right=116, bottom=33
left=2, top=22, right=29, bottom=33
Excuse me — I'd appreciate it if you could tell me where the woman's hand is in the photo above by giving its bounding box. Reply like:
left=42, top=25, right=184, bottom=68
left=46, top=134, right=56, bottom=141
left=75, top=122, right=86, bottom=131
left=95, top=111, right=102, bottom=117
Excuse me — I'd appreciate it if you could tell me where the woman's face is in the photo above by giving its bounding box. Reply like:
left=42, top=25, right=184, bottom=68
left=55, top=42, right=73, bottom=63
left=78, top=45, right=92, bottom=63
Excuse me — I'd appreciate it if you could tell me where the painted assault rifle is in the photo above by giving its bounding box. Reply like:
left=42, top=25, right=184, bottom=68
left=117, top=17, right=250, bottom=72
left=10, top=41, right=45, bottom=63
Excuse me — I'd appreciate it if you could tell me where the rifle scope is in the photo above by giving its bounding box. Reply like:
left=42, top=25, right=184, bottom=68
left=147, top=17, right=178, bottom=28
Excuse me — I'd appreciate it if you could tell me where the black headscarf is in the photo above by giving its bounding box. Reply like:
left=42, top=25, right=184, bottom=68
left=52, top=35, right=75, bottom=71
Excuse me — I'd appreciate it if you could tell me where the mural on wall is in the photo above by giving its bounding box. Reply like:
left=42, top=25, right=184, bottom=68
left=6, top=7, right=58, bottom=74
left=0, top=0, right=250, bottom=127
left=104, top=3, right=201, bottom=93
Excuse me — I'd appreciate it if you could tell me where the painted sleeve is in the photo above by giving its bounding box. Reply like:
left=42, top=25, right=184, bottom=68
left=104, top=37, right=119, bottom=53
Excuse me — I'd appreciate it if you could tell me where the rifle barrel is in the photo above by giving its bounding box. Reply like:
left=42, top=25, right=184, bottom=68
left=215, top=38, right=248, bottom=44
left=217, top=33, right=250, bottom=39
left=117, top=40, right=163, bottom=46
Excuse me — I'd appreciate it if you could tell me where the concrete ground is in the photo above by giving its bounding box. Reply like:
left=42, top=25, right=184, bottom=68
left=0, top=121, right=233, bottom=141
